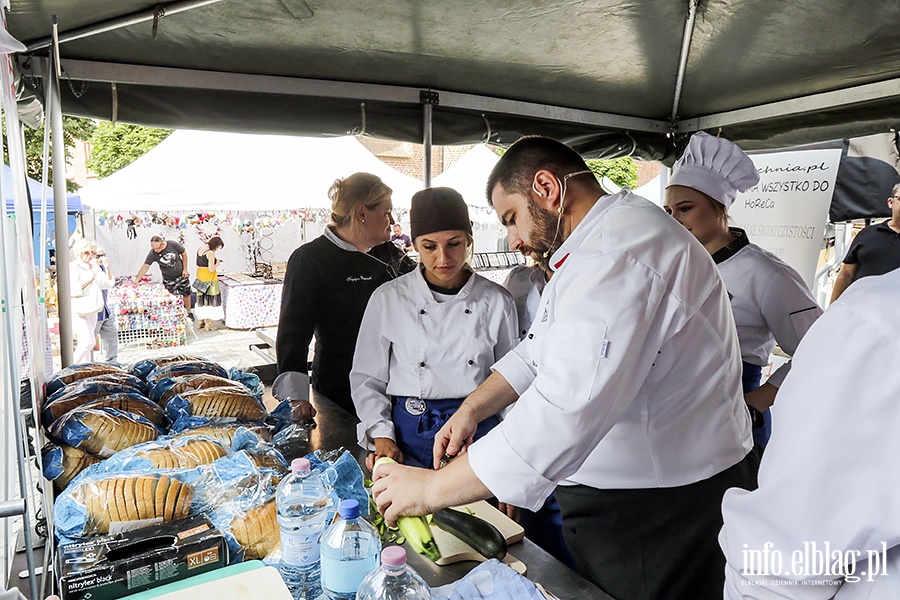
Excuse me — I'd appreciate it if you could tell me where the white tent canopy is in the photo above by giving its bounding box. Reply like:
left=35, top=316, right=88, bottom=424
left=432, top=145, right=499, bottom=216
left=80, top=130, right=424, bottom=211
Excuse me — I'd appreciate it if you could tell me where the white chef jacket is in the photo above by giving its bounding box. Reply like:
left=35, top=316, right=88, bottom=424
left=715, top=230, right=822, bottom=387
left=720, top=268, right=900, bottom=599
left=503, top=264, right=547, bottom=340
left=351, top=267, right=518, bottom=450
left=469, top=191, right=753, bottom=511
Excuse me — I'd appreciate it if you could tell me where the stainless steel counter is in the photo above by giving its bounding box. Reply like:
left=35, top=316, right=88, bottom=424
left=305, top=391, right=613, bottom=600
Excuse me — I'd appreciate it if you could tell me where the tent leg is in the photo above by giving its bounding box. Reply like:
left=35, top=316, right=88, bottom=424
left=421, top=93, right=436, bottom=188
left=49, top=17, right=74, bottom=367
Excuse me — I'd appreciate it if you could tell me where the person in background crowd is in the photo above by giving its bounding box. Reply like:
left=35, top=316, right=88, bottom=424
left=135, top=235, right=192, bottom=318
left=92, top=245, right=117, bottom=363
left=830, top=182, right=900, bottom=302
left=720, top=267, right=900, bottom=597
left=69, top=239, right=108, bottom=364
left=194, top=236, right=225, bottom=331
left=390, top=223, right=413, bottom=253
left=352, top=187, right=517, bottom=470
left=277, top=173, right=415, bottom=415
left=664, top=132, right=822, bottom=450
left=372, top=136, right=755, bottom=600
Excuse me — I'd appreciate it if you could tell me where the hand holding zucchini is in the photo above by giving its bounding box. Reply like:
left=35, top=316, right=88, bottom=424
left=373, top=456, right=442, bottom=561
left=432, top=507, right=508, bottom=560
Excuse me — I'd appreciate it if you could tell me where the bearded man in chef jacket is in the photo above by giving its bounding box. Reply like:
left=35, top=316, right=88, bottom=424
left=373, top=136, right=757, bottom=600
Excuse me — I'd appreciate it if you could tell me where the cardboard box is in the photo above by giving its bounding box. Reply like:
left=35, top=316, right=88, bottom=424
left=58, top=515, right=227, bottom=600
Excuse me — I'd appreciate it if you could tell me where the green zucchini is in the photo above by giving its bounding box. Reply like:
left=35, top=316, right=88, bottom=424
left=432, top=507, right=508, bottom=560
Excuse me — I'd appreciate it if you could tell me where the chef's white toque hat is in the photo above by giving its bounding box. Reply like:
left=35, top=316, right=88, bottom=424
left=667, top=132, right=759, bottom=209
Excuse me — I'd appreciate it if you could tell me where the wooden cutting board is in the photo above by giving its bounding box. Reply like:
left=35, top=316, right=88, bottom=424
left=431, top=500, right=527, bottom=574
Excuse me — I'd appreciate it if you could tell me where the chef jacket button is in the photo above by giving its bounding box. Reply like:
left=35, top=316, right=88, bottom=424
left=419, top=361, right=426, bottom=367
left=528, top=333, right=534, bottom=339
left=419, top=309, right=426, bottom=315
left=464, top=309, right=471, bottom=314
left=521, top=330, right=527, bottom=335
left=467, top=360, right=474, bottom=365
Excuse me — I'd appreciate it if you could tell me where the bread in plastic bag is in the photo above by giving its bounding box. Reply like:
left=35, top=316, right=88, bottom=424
left=128, top=354, right=208, bottom=380
left=43, top=385, right=149, bottom=426
left=150, top=374, right=250, bottom=405
left=165, top=386, right=267, bottom=423
left=44, top=392, right=164, bottom=428
left=168, top=416, right=272, bottom=445
left=47, top=363, right=131, bottom=395
left=146, top=361, right=229, bottom=386
left=49, top=407, right=161, bottom=458
left=231, top=499, right=278, bottom=560
left=97, top=436, right=230, bottom=472
left=45, top=378, right=145, bottom=407
left=42, top=443, right=102, bottom=491
left=55, top=473, right=193, bottom=537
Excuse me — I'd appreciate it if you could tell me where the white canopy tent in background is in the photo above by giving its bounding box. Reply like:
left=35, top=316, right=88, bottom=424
left=80, top=130, right=423, bottom=211
left=81, top=131, right=425, bottom=276
left=83, top=134, right=510, bottom=276
left=432, top=145, right=507, bottom=252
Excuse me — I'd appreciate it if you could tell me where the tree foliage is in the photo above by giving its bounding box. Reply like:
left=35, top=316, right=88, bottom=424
left=586, top=157, right=639, bottom=189
left=87, top=122, right=172, bottom=179
left=2, top=116, right=95, bottom=192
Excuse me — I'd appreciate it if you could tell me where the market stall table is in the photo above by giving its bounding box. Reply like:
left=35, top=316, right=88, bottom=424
left=219, top=274, right=283, bottom=330
left=8, top=381, right=609, bottom=599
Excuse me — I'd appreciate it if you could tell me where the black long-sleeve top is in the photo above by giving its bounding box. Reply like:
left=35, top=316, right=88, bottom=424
left=276, top=233, right=414, bottom=414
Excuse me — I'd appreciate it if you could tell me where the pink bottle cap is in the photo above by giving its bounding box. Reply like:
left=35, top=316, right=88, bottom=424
left=381, top=546, right=407, bottom=567
left=291, top=457, right=311, bottom=473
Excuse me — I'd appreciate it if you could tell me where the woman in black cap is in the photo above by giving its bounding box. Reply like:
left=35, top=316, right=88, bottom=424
left=351, top=187, right=518, bottom=470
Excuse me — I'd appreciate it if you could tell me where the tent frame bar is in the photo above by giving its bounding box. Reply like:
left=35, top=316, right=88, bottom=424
left=23, top=57, right=669, bottom=134
left=24, top=0, right=228, bottom=52
left=669, top=0, right=698, bottom=124
left=676, top=76, right=900, bottom=132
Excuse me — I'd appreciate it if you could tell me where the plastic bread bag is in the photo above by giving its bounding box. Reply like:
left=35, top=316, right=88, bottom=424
left=205, top=477, right=278, bottom=564
left=41, top=442, right=102, bottom=491
left=91, top=435, right=231, bottom=474
left=168, top=415, right=273, bottom=445
left=146, top=360, right=229, bottom=386
left=231, top=428, right=289, bottom=475
left=54, top=469, right=200, bottom=539
left=164, top=386, right=267, bottom=423
left=150, top=373, right=250, bottom=405
left=48, top=407, right=162, bottom=458
left=128, top=354, right=209, bottom=380
left=307, top=448, right=368, bottom=520
left=227, top=367, right=265, bottom=401
left=43, top=391, right=165, bottom=428
left=45, top=377, right=146, bottom=407
left=46, top=363, right=131, bottom=395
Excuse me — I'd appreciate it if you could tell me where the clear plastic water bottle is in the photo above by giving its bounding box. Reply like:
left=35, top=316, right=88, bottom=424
left=277, top=457, right=329, bottom=600
left=356, top=546, right=432, bottom=600
left=320, top=499, right=382, bottom=599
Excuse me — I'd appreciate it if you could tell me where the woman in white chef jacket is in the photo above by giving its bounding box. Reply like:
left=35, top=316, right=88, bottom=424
left=351, top=187, right=518, bottom=469
left=664, top=132, right=823, bottom=449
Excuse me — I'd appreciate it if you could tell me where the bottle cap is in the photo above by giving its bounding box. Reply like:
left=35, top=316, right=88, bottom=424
left=338, top=499, right=360, bottom=519
left=381, top=546, right=407, bottom=567
left=291, top=457, right=311, bottom=474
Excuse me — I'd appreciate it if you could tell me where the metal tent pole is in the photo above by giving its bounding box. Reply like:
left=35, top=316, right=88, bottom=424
left=421, top=91, right=437, bottom=188
left=49, top=16, right=74, bottom=366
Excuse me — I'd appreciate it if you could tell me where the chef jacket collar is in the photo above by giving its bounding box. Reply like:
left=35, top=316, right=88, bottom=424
left=711, top=227, right=750, bottom=265
left=324, top=225, right=361, bottom=252
left=547, top=191, right=626, bottom=272
left=411, top=263, right=477, bottom=303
